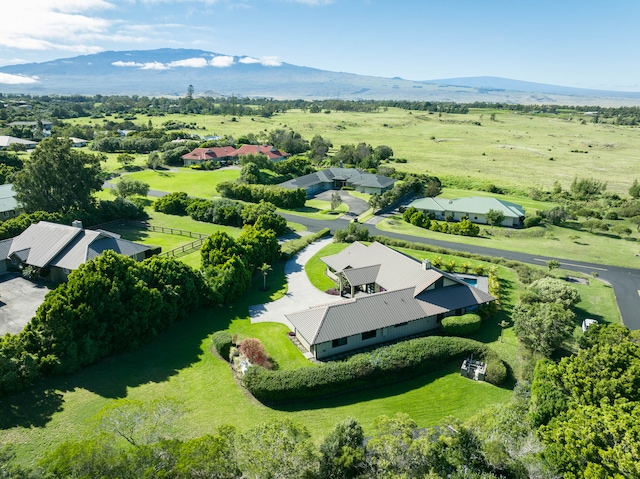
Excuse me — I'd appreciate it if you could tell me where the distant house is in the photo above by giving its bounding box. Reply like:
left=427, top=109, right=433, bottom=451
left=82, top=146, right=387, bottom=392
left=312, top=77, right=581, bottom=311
left=286, top=242, right=494, bottom=360
left=0, top=136, right=38, bottom=150
left=8, top=120, right=52, bottom=133
left=181, top=146, right=238, bottom=166
left=409, top=196, right=526, bottom=227
left=279, top=167, right=396, bottom=197
left=68, top=137, right=89, bottom=148
left=0, top=184, right=20, bottom=220
left=0, top=221, right=151, bottom=282
left=235, top=144, right=290, bottom=162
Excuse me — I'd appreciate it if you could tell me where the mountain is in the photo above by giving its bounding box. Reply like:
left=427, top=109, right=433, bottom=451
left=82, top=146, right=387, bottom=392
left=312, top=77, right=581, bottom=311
left=1, top=49, right=640, bottom=106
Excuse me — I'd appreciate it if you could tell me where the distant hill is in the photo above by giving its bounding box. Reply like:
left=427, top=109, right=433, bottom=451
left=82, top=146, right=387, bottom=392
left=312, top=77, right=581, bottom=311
left=1, top=49, right=640, bottom=106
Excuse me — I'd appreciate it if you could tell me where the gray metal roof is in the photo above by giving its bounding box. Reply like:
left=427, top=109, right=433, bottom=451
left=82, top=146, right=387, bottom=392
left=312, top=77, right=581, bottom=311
left=322, top=242, right=442, bottom=294
left=342, top=264, right=380, bottom=287
left=409, top=196, right=525, bottom=218
left=6, top=221, right=150, bottom=271
left=8, top=222, right=82, bottom=268
left=279, top=168, right=396, bottom=191
left=0, top=184, right=18, bottom=213
left=0, top=238, right=14, bottom=260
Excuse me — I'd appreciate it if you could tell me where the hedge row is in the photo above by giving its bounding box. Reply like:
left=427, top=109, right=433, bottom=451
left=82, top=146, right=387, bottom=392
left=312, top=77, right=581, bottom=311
left=242, top=336, right=506, bottom=404
left=216, top=181, right=306, bottom=209
left=441, top=313, right=482, bottom=336
left=211, top=331, right=233, bottom=360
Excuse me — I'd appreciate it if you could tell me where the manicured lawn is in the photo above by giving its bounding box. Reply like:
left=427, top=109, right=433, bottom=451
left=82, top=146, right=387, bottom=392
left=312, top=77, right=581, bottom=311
left=121, top=168, right=240, bottom=198
left=376, top=216, right=640, bottom=269
left=278, top=199, right=348, bottom=220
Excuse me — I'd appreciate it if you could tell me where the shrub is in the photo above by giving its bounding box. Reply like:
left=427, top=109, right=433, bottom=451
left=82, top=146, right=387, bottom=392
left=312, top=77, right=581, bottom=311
left=524, top=215, right=542, bottom=228
left=239, top=338, right=273, bottom=370
left=441, top=313, right=482, bottom=336
left=211, top=331, right=233, bottom=361
left=242, top=336, right=506, bottom=403
left=153, top=191, right=191, bottom=215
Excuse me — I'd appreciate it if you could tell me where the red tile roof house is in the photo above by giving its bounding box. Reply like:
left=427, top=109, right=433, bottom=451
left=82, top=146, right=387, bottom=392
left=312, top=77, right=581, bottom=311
left=235, top=144, right=291, bottom=162
left=181, top=147, right=238, bottom=167
left=286, top=242, right=495, bottom=360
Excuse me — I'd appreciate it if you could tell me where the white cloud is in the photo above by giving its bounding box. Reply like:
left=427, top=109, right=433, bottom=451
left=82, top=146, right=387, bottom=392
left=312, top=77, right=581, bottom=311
left=0, top=1, right=114, bottom=53
left=140, top=61, right=170, bottom=70
left=0, top=73, right=40, bottom=84
left=239, top=56, right=260, bottom=64
left=260, top=56, right=282, bottom=67
left=112, top=61, right=143, bottom=67
left=169, top=57, right=209, bottom=68
left=287, top=0, right=334, bottom=4
left=210, top=55, right=235, bottom=67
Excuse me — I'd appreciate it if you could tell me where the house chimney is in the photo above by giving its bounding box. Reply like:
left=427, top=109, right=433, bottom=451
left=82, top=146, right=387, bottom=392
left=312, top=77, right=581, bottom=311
left=72, top=220, right=83, bottom=229
left=422, top=259, right=431, bottom=270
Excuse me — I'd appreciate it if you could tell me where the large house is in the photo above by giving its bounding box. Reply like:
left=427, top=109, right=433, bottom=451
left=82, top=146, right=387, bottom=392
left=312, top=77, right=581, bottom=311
left=279, top=167, right=396, bottom=197
left=235, top=144, right=290, bottom=162
left=0, top=136, right=38, bottom=150
left=286, top=242, right=495, bottom=360
left=408, top=196, right=526, bottom=227
left=181, top=144, right=290, bottom=166
left=0, top=221, right=151, bottom=281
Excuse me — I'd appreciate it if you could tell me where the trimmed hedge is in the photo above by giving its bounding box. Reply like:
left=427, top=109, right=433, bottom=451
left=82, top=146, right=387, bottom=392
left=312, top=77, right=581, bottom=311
left=242, top=336, right=506, bottom=404
left=211, top=331, right=233, bottom=360
left=441, top=313, right=482, bottom=337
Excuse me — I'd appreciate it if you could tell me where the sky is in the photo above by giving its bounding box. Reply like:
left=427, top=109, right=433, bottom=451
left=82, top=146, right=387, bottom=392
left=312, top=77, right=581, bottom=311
left=1, top=0, right=639, bottom=91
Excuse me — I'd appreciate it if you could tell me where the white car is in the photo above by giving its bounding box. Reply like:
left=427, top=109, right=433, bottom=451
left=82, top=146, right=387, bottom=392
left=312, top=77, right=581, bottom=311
left=582, top=318, right=598, bottom=332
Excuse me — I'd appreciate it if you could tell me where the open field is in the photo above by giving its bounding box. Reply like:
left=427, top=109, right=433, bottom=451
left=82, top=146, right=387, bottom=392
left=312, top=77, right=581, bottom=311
left=69, top=108, right=640, bottom=195
left=116, top=168, right=240, bottom=198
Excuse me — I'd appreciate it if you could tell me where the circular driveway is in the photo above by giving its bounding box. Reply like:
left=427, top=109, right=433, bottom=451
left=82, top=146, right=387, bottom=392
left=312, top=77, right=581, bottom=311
left=248, top=237, right=344, bottom=328
left=313, top=190, right=370, bottom=216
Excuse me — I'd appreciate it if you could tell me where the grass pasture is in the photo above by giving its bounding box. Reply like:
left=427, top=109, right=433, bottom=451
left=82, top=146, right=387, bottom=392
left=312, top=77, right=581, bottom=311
left=69, top=108, right=640, bottom=196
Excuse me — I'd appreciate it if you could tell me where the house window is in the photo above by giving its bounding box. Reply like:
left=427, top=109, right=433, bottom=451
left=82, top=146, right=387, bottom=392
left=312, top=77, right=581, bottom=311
left=394, top=322, right=408, bottom=328
left=361, top=330, right=377, bottom=341
left=332, top=337, right=347, bottom=348
left=366, top=283, right=375, bottom=294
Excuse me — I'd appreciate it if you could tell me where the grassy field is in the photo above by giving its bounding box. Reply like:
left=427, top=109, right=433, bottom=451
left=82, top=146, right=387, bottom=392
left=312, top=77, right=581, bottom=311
left=70, top=108, right=640, bottom=196
left=376, top=215, right=640, bottom=269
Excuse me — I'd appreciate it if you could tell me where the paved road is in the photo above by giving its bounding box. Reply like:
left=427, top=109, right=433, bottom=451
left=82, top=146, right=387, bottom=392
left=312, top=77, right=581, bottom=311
left=281, top=213, right=640, bottom=330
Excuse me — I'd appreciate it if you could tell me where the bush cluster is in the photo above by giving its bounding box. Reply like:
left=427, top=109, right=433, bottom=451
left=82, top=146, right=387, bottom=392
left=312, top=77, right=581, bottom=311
left=154, top=194, right=287, bottom=235
left=0, top=253, right=209, bottom=395
left=211, top=331, right=233, bottom=360
left=402, top=207, right=480, bottom=237
left=242, top=336, right=506, bottom=403
left=441, top=313, right=482, bottom=336
left=216, top=182, right=306, bottom=209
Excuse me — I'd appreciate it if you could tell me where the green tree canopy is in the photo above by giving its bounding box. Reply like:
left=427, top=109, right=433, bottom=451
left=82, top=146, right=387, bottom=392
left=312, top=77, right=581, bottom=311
left=13, top=137, right=104, bottom=213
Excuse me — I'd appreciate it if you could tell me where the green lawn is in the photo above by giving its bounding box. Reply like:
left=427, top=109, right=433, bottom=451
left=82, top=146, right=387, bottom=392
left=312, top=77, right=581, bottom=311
left=280, top=199, right=349, bottom=221
left=119, top=168, right=240, bottom=198
left=376, top=216, right=640, bottom=269
left=68, top=108, right=640, bottom=196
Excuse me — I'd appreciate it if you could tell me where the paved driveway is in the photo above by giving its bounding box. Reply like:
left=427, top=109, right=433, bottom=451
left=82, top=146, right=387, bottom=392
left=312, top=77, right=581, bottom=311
left=0, top=274, right=51, bottom=335
left=249, top=237, right=345, bottom=328
left=314, top=190, right=370, bottom=216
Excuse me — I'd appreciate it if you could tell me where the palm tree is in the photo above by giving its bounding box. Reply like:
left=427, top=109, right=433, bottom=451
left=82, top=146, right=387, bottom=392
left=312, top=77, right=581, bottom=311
left=259, top=263, right=272, bottom=291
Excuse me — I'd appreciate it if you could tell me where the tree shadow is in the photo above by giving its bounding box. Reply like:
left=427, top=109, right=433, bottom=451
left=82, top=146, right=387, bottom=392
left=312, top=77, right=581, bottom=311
left=0, top=304, right=233, bottom=430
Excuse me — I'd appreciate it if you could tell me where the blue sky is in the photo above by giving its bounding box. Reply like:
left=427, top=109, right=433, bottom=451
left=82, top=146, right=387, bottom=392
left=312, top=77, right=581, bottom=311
left=1, top=0, right=639, bottom=91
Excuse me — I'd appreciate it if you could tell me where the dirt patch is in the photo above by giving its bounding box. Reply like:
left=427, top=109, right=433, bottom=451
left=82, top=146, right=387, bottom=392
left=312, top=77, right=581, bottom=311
left=566, top=276, right=590, bottom=286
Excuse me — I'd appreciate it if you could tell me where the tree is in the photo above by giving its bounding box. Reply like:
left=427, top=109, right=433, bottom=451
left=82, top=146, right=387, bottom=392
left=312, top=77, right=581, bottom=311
left=13, top=137, right=104, bottom=213
left=116, top=153, right=135, bottom=168
left=319, top=417, right=365, bottom=479
left=330, top=192, right=343, bottom=211
left=201, top=231, right=244, bottom=269
left=486, top=208, right=506, bottom=226
left=95, top=398, right=184, bottom=446
left=528, top=277, right=581, bottom=309
left=512, top=301, right=575, bottom=356
left=237, top=420, right=319, bottom=479
left=239, top=162, right=261, bottom=184
left=309, top=134, right=332, bottom=162
left=570, top=176, right=607, bottom=199
left=147, top=151, right=162, bottom=170
left=630, top=179, right=640, bottom=198
left=259, top=263, right=271, bottom=291
left=546, top=259, right=560, bottom=271
left=373, top=144, right=394, bottom=162
left=113, top=176, right=150, bottom=198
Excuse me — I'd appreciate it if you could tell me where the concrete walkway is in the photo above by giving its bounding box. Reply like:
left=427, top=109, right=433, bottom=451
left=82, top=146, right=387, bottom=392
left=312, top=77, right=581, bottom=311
left=248, top=237, right=344, bottom=329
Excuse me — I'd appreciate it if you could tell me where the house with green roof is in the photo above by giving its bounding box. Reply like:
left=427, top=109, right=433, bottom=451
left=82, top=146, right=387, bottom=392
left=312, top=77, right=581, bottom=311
left=285, top=242, right=494, bottom=360
left=409, top=196, right=526, bottom=227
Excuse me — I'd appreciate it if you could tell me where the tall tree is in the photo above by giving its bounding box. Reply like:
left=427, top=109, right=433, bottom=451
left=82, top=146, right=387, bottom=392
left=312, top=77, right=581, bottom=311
left=13, top=137, right=104, bottom=213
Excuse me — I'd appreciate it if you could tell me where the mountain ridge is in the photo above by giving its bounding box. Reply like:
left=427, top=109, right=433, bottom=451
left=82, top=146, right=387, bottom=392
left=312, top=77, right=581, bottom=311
left=1, top=49, right=639, bottom=106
